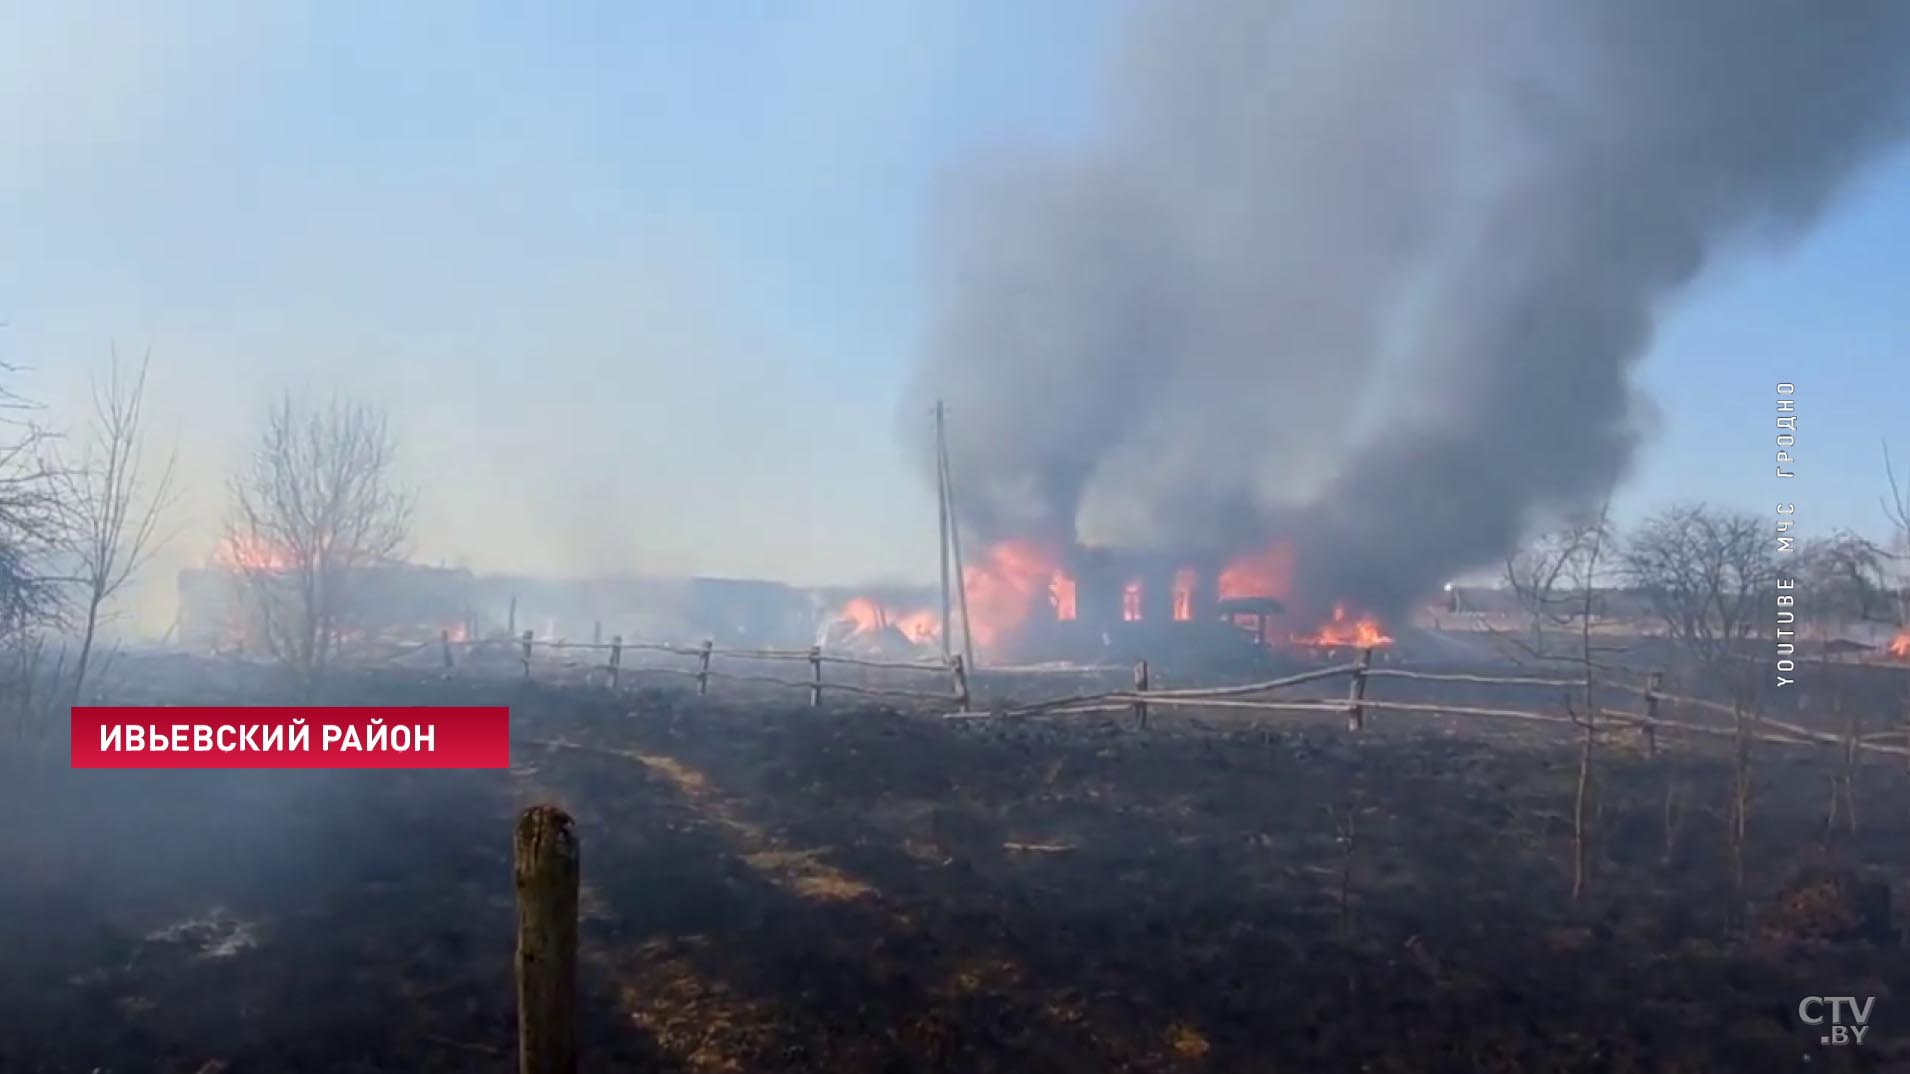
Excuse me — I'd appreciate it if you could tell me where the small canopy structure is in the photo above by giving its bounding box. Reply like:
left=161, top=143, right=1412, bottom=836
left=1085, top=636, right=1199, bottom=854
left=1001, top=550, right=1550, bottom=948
left=1214, top=596, right=1287, bottom=646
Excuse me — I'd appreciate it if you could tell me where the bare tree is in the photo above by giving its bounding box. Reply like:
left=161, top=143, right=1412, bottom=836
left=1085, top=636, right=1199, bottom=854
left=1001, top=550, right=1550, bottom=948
left=54, top=347, right=179, bottom=698
left=1562, top=499, right=1615, bottom=902
left=1881, top=441, right=1910, bottom=626
left=1502, top=513, right=1618, bottom=664
left=1618, top=504, right=1775, bottom=664
left=0, top=363, right=68, bottom=752
left=1794, top=530, right=1891, bottom=637
left=0, top=368, right=62, bottom=642
left=1503, top=527, right=1587, bottom=660
left=1497, top=499, right=1624, bottom=901
left=1620, top=503, right=1775, bottom=931
left=225, top=393, right=412, bottom=682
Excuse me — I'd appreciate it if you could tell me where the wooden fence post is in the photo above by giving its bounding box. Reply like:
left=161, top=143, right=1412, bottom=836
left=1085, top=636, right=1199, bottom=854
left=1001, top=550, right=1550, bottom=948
left=1132, top=659, right=1150, bottom=729
left=608, top=635, right=622, bottom=689
left=441, top=628, right=454, bottom=670
left=809, top=645, right=823, bottom=707
left=697, top=639, right=714, bottom=696
left=1346, top=647, right=1372, bottom=732
left=950, top=654, right=971, bottom=712
left=1642, top=670, right=1662, bottom=759
left=514, top=805, right=579, bottom=1074
left=521, top=630, right=534, bottom=681
left=592, top=620, right=601, bottom=647
left=508, top=594, right=518, bottom=638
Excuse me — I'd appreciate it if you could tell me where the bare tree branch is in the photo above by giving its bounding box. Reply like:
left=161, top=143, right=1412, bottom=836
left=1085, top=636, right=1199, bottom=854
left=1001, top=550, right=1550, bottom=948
left=1618, top=503, right=1775, bottom=669
left=224, top=392, right=413, bottom=683
left=53, top=345, right=181, bottom=698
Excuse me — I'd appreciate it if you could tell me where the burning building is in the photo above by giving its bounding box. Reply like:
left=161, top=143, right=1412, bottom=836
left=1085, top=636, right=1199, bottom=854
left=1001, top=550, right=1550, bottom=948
left=950, top=537, right=1390, bottom=663
left=898, top=0, right=1910, bottom=658
left=820, top=533, right=1394, bottom=665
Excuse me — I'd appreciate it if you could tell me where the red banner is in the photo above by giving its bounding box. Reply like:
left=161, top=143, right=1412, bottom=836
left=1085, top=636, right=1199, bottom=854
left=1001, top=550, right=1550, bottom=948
left=70, top=707, right=511, bottom=769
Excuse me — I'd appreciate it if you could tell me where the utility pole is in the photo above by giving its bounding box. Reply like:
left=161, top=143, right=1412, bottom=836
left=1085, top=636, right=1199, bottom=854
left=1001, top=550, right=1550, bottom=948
left=937, top=403, right=977, bottom=672
left=935, top=401, right=953, bottom=662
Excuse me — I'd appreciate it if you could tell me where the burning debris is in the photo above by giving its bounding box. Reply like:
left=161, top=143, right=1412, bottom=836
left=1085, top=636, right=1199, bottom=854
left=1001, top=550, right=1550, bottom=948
left=1291, top=604, right=1394, bottom=651
left=837, top=598, right=938, bottom=645
left=1889, top=630, right=1910, bottom=661
left=819, top=597, right=940, bottom=656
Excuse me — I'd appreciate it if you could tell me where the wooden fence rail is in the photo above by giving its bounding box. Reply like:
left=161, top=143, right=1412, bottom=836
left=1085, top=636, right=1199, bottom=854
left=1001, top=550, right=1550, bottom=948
left=959, top=648, right=1910, bottom=764
left=410, top=633, right=971, bottom=711
left=382, top=633, right=1908, bottom=766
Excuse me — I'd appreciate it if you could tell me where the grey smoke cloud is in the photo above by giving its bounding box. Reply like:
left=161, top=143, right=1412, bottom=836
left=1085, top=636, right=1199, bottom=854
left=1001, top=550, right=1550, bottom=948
left=905, top=0, right=1910, bottom=616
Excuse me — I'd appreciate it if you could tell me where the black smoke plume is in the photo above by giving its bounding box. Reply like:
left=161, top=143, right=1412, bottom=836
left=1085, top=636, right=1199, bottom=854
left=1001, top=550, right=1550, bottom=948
left=904, top=0, right=1910, bottom=617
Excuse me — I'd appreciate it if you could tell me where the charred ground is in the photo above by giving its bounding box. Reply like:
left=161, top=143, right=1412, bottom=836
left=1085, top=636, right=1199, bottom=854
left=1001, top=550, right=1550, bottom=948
left=6, top=659, right=1910, bottom=1073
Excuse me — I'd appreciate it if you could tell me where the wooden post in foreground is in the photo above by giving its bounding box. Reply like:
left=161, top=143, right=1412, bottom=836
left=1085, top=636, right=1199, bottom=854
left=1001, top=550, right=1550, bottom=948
left=696, top=640, right=714, bottom=696
left=951, top=654, right=971, bottom=712
left=808, top=645, right=824, bottom=707
left=441, top=628, right=454, bottom=670
left=521, top=630, right=535, bottom=680
left=1642, top=671, right=1662, bottom=759
left=514, top=805, right=579, bottom=1074
left=608, top=635, right=623, bottom=689
left=1132, top=659, right=1150, bottom=729
left=1346, top=648, right=1373, bottom=732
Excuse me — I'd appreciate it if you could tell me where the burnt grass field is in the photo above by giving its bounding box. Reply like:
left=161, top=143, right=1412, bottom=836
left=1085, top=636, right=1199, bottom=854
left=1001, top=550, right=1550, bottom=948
left=8, top=658, right=1910, bottom=1073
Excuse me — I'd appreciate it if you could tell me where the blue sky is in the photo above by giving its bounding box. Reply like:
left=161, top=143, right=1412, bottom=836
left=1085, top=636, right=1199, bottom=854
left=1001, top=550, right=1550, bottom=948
left=1611, top=148, right=1910, bottom=540
left=4, top=1, right=1906, bottom=626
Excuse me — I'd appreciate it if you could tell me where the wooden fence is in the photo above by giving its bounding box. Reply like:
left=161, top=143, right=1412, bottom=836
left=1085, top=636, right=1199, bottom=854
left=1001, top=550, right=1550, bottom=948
left=954, top=651, right=1910, bottom=764
left=406, top=630, right=973, bottom=711
left=380, top=632, right=1910, bottom=766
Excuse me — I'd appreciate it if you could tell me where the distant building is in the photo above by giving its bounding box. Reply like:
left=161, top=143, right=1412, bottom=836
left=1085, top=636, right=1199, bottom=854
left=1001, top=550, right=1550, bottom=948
left=176, top=563, right=475, bottom=653
left=179, top=562, right=897, bottom=655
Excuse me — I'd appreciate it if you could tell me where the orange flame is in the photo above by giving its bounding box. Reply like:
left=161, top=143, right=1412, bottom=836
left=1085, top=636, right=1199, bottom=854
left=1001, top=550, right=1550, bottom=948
left=1888, top=630, right=1910, bottom=659
left=963, top=538, right=1075, bottom=649
left=1292, top=604, right=1394, bottom=649
left=1218, top=541, right=1294, bottom=601
left=840, top=597, right=885, bottom=634
left=214, top=535, right=297, bottom=572
left=1121, top=578, right=1143, bottom=622
left=893, top=609, right=940, bottom=644
left=1050, top=570, right=1077, bottom=621
left=832, top=596, right=939, bottom=645
left=1171, top=567, right=1196, bottom=621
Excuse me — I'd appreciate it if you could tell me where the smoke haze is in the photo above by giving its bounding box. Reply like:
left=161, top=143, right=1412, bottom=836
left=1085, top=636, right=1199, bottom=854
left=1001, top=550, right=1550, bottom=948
left=907, top=0, right=1910, bottom=615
